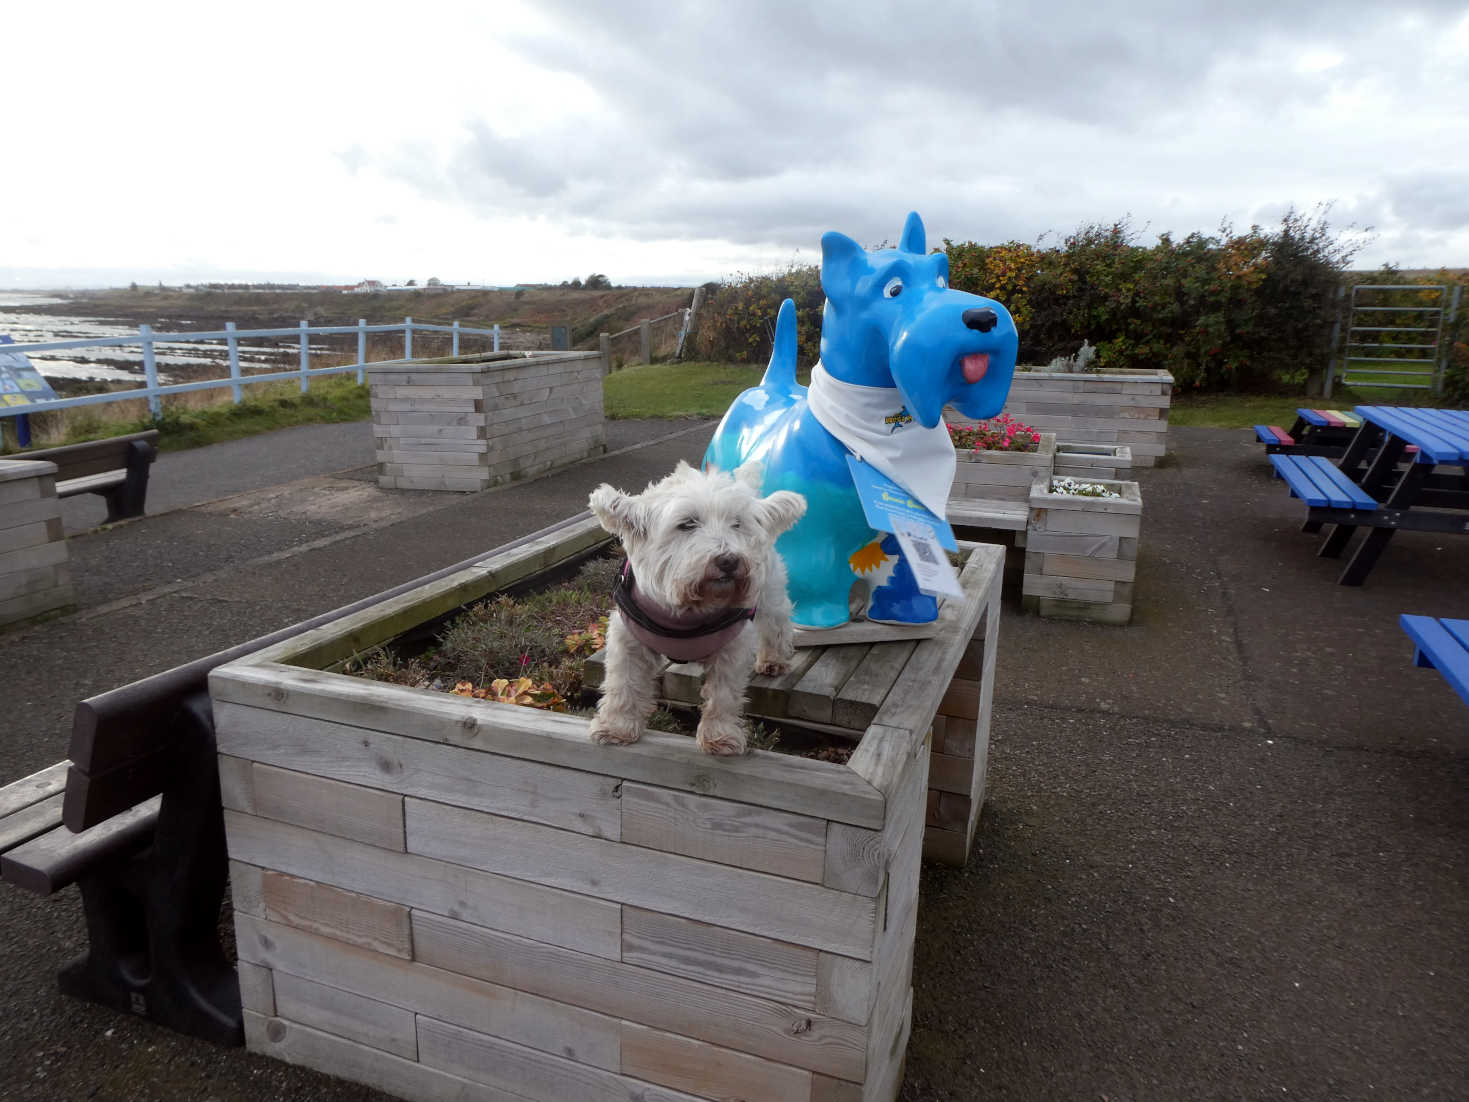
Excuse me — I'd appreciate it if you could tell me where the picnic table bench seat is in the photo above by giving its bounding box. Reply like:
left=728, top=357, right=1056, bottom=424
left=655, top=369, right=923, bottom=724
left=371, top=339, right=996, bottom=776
left=1270, top=454, right=1380, bottom=511
left=1401, top=615, right=1469, bottom=710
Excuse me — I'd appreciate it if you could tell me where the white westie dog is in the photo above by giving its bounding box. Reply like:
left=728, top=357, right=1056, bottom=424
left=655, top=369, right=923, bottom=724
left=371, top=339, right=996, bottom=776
left=587, top=460, right=806, bottom=756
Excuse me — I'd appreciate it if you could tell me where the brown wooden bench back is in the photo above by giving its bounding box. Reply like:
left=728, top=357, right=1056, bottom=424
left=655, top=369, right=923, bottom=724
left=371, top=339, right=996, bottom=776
left=17, top=430, right=159, bottom=481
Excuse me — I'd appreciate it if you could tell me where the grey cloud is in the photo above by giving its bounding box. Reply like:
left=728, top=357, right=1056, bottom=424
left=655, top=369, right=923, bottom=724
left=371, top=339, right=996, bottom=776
left=1384, top=173, right=1469, bottom=231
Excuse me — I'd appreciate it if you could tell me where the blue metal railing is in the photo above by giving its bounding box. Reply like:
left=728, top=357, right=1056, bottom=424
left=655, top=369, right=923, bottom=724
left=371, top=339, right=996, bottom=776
left=0, top=316, right=502, bottom=421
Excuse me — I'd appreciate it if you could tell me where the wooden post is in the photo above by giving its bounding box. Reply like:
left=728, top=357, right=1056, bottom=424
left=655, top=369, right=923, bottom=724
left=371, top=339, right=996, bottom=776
left=452, top=320, right=460, bottom=357
left=599, top=332, right=612, bottom=375
left=357, top=319, right=367, bottom=385
left=226, top=321, right=242, bottom=403
left=299, top=321, right=310, bottom=393
left=404, top=317, right=413, bottom=360
left=493, top=323, right=500, bottom=353
left=639, top=320, right=651, bottom=364
left=140, top=324, right=161, bottom=420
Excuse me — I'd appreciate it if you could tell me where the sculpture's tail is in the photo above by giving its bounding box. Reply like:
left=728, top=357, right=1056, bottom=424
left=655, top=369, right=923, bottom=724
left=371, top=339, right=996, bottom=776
left=760, top=298, right=803, bottom=399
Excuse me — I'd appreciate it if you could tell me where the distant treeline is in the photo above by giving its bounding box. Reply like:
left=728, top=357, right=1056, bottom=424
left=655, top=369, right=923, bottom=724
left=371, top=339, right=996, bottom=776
left=688, top=208, right=1467, bottom=396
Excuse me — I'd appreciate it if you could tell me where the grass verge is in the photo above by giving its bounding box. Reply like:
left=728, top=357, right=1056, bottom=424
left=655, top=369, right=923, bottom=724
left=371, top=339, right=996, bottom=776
left=604, top=361, right=809, bottom=419
left=1, top=375, right=372, bottom=455
left=1169, top=387, right=1450, bottom=429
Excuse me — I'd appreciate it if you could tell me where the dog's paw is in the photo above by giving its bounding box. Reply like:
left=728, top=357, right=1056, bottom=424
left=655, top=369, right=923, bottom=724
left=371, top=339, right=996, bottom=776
left=754, top=654, right=791, bottom=677
left=589, top=716, right=643, bottom=747
left=696, top=717, right=748, bottom=757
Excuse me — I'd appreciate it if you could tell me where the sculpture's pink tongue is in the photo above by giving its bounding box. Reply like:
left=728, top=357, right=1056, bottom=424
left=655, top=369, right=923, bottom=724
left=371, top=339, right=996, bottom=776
left=962, top=353, right=990, bottom=383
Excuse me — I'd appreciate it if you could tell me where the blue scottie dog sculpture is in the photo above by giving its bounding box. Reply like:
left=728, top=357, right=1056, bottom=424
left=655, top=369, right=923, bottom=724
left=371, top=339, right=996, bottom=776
left=705, top=212, right=1019, bottom=628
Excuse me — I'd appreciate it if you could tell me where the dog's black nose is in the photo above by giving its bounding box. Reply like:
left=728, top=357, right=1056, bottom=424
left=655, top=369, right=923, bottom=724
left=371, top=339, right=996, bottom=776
left=715, top=553, right=741, bottom=576
left=963, top=307, right=998, bottom=333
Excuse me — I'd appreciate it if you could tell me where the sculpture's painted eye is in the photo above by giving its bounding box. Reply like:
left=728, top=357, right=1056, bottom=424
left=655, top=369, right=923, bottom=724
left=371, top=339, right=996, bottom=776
left=884, top=278, right=903, bottom=299
left=935, top=274, right=947, bottom=289
left=677, top=518, right=698, bottom=532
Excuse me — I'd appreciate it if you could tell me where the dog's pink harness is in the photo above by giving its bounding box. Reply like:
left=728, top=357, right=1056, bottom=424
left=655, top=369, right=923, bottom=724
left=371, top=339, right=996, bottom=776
left=613, top=560, right=755, bottom=662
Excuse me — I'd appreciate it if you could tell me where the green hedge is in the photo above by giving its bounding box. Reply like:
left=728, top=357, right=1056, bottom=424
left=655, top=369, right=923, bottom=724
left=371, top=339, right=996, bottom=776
left=689, top=208, right=1379, bottom=394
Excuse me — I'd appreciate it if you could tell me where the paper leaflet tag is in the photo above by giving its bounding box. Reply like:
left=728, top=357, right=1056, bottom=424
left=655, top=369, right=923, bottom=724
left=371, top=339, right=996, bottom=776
left=844, top=455, right=957, bottom=551
left=888, top=512, right=963, bottom=598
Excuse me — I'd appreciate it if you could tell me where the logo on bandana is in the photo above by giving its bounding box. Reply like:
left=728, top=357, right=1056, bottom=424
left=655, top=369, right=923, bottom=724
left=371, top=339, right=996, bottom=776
left=883, top=407, right=913, bottom=434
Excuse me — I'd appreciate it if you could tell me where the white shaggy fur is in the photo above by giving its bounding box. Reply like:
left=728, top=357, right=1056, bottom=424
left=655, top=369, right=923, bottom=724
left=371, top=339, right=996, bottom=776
left=588, top=461, right=806, bottom=756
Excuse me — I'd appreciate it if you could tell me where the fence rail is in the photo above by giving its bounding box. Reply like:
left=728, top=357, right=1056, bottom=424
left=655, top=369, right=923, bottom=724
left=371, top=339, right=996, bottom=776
left=0, top=317, right=502, bottom=423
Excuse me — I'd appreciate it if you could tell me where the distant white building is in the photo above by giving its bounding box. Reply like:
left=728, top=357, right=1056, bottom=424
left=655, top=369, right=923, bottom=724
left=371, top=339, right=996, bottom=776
left=350, top=280, right=385, bottom=294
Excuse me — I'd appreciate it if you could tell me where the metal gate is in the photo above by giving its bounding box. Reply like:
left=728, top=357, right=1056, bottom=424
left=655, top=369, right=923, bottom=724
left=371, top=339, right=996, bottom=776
left=1326, top=282, right=1461, bottom=398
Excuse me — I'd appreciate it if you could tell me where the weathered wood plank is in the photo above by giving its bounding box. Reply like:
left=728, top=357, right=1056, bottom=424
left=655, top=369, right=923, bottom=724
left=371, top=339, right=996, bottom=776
left=260, top=868, right=413, bottom=959
left=243, top=1011, right=528, bottom=1102
left=272, top=970, right=417, bottom=1060
left=621, top=906, right=819, bottom=1007
left=236, top=960, right=275, bottom=1016
left=251, top=763, right=406, bottom=851
left=405, top=798, right=876, bottom=959
left=788, top=646, right=870, bottom=726
left=621, top=782, right=827, bottom=882
left=215, top=702, right=620, bottom=840
left=236, top=914, right=621, bottom=1071
left=831, top=642, right=917, bottom=732
left=418, top=1014, right=701, bottom=1102
left=824, top=735, right=929, bottom=899
left=224, top=811, right=622, bottom=960
left=411, top=909, right=867, bottom=1081
left=621, top=1019, right=812, bottom=1102
left=211, top=665, right=885, bottom=829
left=869, top=544, right=1002, bottom=740
left=216, top=755, right=256, bottom=815
left=0, top=793, right=63, bottom=853
left=815, top=953, right=875, bottom=1026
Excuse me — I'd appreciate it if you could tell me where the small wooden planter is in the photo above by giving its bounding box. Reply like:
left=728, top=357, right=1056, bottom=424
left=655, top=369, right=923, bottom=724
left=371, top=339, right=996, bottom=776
left=1054, top=442, right=1133, bottom=481
left=0, top=459, right=74, bottom=629
left=1023, top=478, right=1142, bottom=625
left=1001, top=368, right=1173, bottom=466
left=211, top=516, right=1003, bottom=1102
left=367, top=350, right=606, bottom=492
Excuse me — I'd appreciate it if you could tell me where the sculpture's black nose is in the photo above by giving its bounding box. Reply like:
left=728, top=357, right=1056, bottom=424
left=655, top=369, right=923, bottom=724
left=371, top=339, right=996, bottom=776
left=715, top=553, right=742, bottom=576
left=963, top=307, right=998, bottom=333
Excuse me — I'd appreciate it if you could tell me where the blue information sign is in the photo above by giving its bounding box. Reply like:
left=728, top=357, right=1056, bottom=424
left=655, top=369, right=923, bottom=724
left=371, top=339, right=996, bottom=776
left=844, top=455, right=958, bottom=551
left=0, top=335, right=60, bottom=409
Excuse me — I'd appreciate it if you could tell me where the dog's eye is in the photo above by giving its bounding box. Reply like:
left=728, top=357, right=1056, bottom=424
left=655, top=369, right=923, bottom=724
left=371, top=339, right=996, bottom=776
left=677, top=519, right=699, bottom=532
left=731, top=519, right=741, bottom=528
left=884, top=278, right=903, bottom=299
left=935, top=274, right=947, bottom=289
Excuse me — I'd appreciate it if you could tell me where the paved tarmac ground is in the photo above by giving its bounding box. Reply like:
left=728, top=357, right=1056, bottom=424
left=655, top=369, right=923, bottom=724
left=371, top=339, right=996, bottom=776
left=2, top=419, right=1466, bottom=1101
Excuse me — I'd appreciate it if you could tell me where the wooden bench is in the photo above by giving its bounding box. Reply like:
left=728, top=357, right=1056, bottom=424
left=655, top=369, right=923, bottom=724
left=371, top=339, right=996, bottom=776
left=0, top=515, right=596, bottom=1045
left=16, top=430, right=159, bottom=523
left=1400, top=615, right=1469, bottom=710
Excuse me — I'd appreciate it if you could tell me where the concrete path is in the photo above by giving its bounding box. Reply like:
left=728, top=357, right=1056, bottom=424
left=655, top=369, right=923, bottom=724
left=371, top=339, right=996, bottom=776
left=2, top=420, right=1466, bottom=1101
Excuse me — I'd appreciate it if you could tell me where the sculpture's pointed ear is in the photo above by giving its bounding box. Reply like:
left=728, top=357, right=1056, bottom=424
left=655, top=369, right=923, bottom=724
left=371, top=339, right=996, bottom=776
left=589, top=484, right=646, bottom=541
left=821, top=231, right=868, bottom=300
left=899, top=211, right=925, bottom=255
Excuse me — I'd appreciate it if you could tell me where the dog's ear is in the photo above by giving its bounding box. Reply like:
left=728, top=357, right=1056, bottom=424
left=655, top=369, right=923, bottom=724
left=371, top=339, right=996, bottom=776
left=899, top=211, right=925, bottom=255
left=733, top=460, right=764, bottom=490
left=756, top=490, right=806, bottom=537
left=589, top=484, right=646, bottom=541
left=821, top=231, right=867, bottom=300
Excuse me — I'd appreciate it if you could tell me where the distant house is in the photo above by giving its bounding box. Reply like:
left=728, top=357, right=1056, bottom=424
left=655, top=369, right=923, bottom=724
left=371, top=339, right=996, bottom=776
left=350, top=280, right=386, bottom=294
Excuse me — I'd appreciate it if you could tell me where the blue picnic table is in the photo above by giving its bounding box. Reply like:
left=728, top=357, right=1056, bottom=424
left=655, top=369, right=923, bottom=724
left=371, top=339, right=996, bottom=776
left=1400, top=615, right=1469, bottom=710
left=1269, top=406, right=1469, bottom=585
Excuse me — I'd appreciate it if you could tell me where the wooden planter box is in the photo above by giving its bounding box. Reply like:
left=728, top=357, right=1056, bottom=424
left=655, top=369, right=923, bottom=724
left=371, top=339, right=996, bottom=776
left=1000, top=368, right=1173, bottom=466
left=1054, top=442, right=1133, bottom=481
left=367, top=350, right=606, bottom=492
left=210, top=516, right=1004, bottom=1102
left=949, top=432, right=1056, bottom=504
left=0, top=459, right=74, bottom=629
left=1023, top=478, right=1142, bottom=625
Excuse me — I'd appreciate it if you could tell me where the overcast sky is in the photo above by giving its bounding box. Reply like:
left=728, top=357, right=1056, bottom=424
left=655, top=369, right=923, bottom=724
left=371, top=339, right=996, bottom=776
left=4, top=0, right=1467, bottom=289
